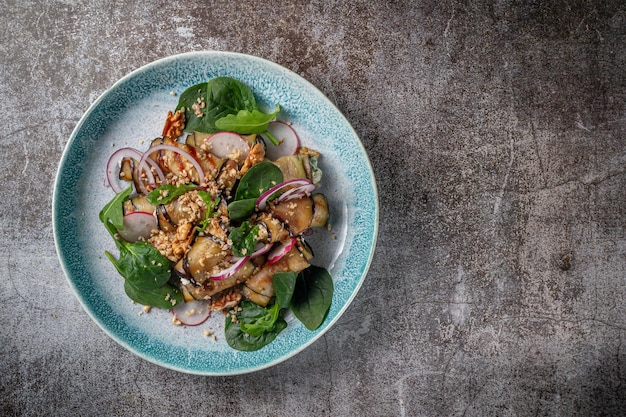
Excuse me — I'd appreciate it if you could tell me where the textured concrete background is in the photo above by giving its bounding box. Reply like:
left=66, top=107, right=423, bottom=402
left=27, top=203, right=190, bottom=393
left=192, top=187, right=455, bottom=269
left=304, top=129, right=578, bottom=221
left=2, top=0, right=625, bottom=416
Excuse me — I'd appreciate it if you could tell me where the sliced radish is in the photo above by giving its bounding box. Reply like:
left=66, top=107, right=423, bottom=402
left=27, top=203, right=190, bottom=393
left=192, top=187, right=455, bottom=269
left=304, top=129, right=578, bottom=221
left=209, top=256, right=248, bottom=281
left=171, top=300, right=211, bottom=326
left=250, top=242, right=272, bottom=259
left=263, top=121, right=299, bottom=160
left=205, top=132, right=250, bottom=160
left=267, top=237, right=297, bottom=264
left=118, top=211, right=158, bottom=242
left=256, top=178, right=313, bottom=210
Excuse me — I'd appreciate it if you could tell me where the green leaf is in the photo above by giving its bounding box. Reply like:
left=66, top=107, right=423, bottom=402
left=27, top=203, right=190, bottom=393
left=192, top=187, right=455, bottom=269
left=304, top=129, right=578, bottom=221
left=239, top=302, right=281, bottom=336
left=99, top=185, right=132, bottom=233
left=290, top=266, right=334, bottom=330
left=234, top=161, right=283, bottom=201
left=110, top=241, right=171, bottom=290
left=196, top=191, right=219, bottom=233
left=124, top=280, right=183, bottom=309
left=273, top=271, right=297, bottom=308
left=224, top=301, right=287, bottom=351
left=227, top=198, right=256, bottom=221
left=214, top=104, right=280, bottom=134
left=176, top=77, right=258, bottom=134
left=229, top=221, right=260, bottom=257
left=146, top=183, right=197, bottom=205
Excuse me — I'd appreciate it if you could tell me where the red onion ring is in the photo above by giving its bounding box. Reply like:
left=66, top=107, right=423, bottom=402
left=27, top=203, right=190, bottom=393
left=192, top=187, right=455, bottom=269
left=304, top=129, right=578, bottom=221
left=106, top=147, right=155, bottom=194
left=209, top=256, right=248, bottom=281
left=139, top=144, right=206, bottom=190
left=256, top=178, right=313, bottom=210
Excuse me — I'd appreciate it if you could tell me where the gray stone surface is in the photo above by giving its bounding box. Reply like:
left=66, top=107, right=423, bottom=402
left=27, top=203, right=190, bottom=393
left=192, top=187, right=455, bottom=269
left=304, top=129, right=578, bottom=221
left=2, top=0, right=625, bottom=415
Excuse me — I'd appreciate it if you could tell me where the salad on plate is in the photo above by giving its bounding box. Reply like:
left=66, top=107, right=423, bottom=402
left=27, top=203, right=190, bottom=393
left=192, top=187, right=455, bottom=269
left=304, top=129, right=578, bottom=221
left=99, top=76, right=333, bottom=351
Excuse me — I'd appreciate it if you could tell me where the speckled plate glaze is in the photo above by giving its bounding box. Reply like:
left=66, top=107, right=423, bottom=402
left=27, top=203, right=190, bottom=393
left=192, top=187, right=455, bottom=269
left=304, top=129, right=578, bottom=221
left=53, top=51, right=378, bottom=375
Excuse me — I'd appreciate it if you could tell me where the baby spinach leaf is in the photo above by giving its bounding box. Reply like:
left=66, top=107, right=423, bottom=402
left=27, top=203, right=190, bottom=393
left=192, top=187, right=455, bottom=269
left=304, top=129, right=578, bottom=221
left=99, top=185, right=132, bottom=233
left=239, top=302, right=281, bottom=336
left=224, top=301, right=287, bottom=351
left=106, top=240, right=171, bottom=290
left=273, top=271, right=297, bottom=308
left=234, top=161, right=283, bottom=201
left=146, top=183, right=197, bottom=205
left=124, top=280, right=183, bottom=309
left=176, top=82, right=209, bottom=133
left=176, top=77, right=258, bottom=134
left=229, top=221, right=260, bottom=257
left=291, top=266, right=334, bottom=330
left=227, top=198, right=257, bottom=222
left=214, top=105, right=280, bottom=134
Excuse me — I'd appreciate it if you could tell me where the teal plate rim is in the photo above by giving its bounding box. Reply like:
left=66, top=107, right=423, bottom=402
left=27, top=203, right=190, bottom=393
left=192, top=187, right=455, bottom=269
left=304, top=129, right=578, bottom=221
left=52, top=51, right=378, bottom=375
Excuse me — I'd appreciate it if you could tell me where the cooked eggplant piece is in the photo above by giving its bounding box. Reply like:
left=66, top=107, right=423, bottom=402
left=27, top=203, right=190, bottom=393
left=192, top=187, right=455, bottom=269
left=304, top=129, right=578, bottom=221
left=243, top=246, right=310, bottom=307
left=255, top=213, right=290, bottom=243
left=311, top=193, right=329, bottom=228
left=184, top=236, right=227, bottom=283
left=123, top=195, right=156, bottom=215
left=269, top=196, right=314, bottom=236
left=179, top=260, right=255, bottom=300
left=273, top=155, right=307, bottom=181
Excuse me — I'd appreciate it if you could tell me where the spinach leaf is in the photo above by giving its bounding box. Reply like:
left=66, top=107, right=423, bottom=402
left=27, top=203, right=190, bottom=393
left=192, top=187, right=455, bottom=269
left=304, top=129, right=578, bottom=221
left=100, top=189, right=180, bottom=310
left=224, top=301, right=287, bottom=351
left=99, top=185, right=132, bottom=232
left=273, top=271, right=297, bottom=308
left=146, top=183, right=197, bottom=205
left=234, top=161, right=283, bottom=201
left=175, top=82, right=209, bottom=133
left=176, top=77, right=258, bottom=134
left=290, top=266, right=334, bottom=330
left=229, top=221, right=260, bottom=257
left=227, top=198, right=257, bottom=222
left=214, top=105, right=280, bottom=134
left=124, top=280, right=183, bottom=309
left=239, top=302, right=281, bottom=336
left=105, top=241, right=171, bottom=290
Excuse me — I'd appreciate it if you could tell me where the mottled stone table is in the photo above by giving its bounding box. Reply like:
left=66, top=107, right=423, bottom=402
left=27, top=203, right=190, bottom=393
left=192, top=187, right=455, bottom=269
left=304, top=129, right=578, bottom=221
left=2, top=1, right=625, bottom=415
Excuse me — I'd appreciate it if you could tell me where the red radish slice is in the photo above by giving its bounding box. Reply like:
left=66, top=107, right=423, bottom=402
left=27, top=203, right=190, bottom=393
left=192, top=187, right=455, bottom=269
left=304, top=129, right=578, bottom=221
left=250, top=242, right=272, bottom=259
left=205, top=132, right=250, bottom=160
left=276, top=183, right=317, bottom=204
left=118, top=211, right=158, bottom=242
left=171, top=300, right=211, bottom=326
left=267, top=237, right=297, bottom=264
left=138, top=144, right=205, bottom=190
left=263, top=121, right=299, bottom=160
left=256, top=178, right=313, bottom=210
left=106, top=147, right=147, bottom=193
left=209, top=256, right=249, bottom=281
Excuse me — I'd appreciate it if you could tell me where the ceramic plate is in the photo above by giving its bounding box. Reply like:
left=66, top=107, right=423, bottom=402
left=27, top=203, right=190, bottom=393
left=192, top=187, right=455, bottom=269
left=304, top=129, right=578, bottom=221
left=53, top=51, right=378, bottom=375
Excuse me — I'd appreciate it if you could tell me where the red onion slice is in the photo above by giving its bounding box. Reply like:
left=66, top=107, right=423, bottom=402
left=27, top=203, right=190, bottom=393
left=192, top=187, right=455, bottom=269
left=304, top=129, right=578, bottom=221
left=139, top=144, right=205, bottom=190
left=267, top=237, right=297, bottom=264
left=256, top=178, right=313, bottom=210
left=106, top=147, right=147, bottom=193
left=171, top=300, right=211, bottom=326
left=276, top=183, right=317, bottom=204
left=209, top=256, right=249, bottom=281
left=250, top=242, right=272, bottom=259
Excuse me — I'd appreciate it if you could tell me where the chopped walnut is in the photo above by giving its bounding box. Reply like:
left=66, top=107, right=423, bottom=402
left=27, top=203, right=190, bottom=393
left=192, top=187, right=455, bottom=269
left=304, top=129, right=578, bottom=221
left=162, top=109, right=186, bottom=139
left=211, top=290, right=243, bottom=311
left=239, top=143, right=265, bottom=176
